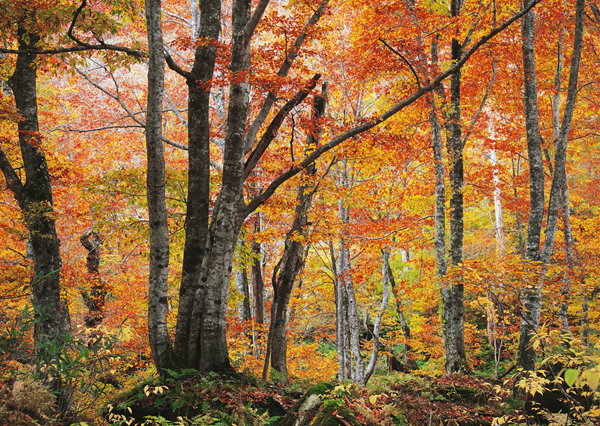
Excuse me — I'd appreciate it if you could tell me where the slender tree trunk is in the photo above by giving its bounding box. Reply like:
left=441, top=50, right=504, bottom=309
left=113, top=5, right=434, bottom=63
left=551, top=28, right=575, bottom=337
left=251, top=215, right=265, bottom=356
left=235, top=248, right=252, bottom=322
left=516, top=0, right=545, bottom=373
left=490, top=147, right=506, bottom=256
left=384, top=249, right=417, bottom=370
left=487, top=143, right=506, bottom=372
left=0, top=24, right=70, bottom=357
left=332, top=243, right=351, bottom=380
left=145, top=0, right=176, bottom=374
left=334, top=159, right=382, bottom=387
left=517, top=0, right=584, bottom=371
left=263, top=84, right=327, bottom=381
left=80, top=231, right=106, bottom=327
left=441, top=0, right=467, bottom=373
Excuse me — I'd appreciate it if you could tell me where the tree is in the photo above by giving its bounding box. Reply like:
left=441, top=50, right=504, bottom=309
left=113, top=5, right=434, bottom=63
left=0, top=0, right=541, bottom=377
left=262, top=83, right=327, bottom=381
left=167, top=0, right=539, bottom=372
left=0, top=15, right=70, bottom=366
left=145, top=0, right=176, bottom=375
left=516, top=0, right=585, bottom=373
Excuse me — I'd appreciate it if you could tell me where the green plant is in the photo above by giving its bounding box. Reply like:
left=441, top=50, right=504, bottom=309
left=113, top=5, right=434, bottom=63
left=2, top=295, right=125, bottom=424
left=515, top=330, right=600, bottom=423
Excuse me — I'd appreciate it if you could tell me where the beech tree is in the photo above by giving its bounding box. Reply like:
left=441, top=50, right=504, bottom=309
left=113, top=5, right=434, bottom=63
left=141, top=0, right=540, bottom=373
left=515, top=0, right=585, bottom=372
left=0, top=0, right=540, bottom=378
left=0, top=12, right=70, bottom=362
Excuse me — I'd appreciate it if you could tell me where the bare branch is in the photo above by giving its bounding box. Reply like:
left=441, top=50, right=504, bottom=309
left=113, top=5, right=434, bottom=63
left=379, top=38, right=422, bottom=89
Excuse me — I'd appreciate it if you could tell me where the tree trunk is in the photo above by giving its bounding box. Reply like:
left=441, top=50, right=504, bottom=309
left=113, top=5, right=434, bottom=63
left=251, top=215, right=265, bottom=357
left=517, top=0, right=584, bottom=371
left=174, top=0, right=221, bottom=366
left=441, top=0, right=467, bottom=374
left=515, top=0, right=545, bottom=373
left=384, top=249, right=417, bottom=370
left=263, top=84, right=327, bottom=381
left=235, top=247, right=252, bottom=322
left=487, top=144, right=506, bottom=374
left=145, top=0, right=176, bottom=375
left=332, top=243, right=351, bottom=381
left=80, top=231, right=106, bottom=328
left=0, top=23, right=70, bottom=358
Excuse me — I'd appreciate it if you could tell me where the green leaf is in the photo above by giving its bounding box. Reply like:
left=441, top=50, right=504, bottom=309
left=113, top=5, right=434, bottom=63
left=564, top=369, right=579, bottom=387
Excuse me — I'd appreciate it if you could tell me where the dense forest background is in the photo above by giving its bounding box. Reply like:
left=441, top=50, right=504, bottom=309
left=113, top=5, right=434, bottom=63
left=1, top=0, right=600, bottom=423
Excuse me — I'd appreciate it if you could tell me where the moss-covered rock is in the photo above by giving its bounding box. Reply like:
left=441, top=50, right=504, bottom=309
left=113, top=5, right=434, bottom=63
left=312, top=400, right=361, bottom=426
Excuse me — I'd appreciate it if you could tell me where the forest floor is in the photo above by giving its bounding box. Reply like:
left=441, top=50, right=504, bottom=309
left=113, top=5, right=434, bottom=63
left=102, top=369, right=596, bottom=426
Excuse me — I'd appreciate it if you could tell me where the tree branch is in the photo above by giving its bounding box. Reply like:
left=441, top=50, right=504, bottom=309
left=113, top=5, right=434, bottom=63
left=243, top=74, right=321, bottom=180
left=462, top=60, right=497, bottom=148
left=244, top=0, right=330, bottom=153
left=244, top=0, right=540, bottom=215
left=0, top=146, right=24, bottom=204
left=379, top=38, right=421, bottom=89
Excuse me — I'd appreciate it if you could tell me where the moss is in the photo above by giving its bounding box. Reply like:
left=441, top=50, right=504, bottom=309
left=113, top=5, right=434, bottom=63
left=275, top=382, right=335, bottom=426
left=312, top=400, right=361, bottom=426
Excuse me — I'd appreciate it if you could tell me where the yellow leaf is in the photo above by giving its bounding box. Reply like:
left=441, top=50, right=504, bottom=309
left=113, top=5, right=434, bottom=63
left=564, top=369, right=579, bottom=387
left=583, top=371, right=599, bottom=391
left=369, top=395, right=378, bottom=404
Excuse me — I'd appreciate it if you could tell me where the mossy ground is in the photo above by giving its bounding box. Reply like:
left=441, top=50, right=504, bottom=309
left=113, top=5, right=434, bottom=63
left=103, top=371, right=538, bottom=425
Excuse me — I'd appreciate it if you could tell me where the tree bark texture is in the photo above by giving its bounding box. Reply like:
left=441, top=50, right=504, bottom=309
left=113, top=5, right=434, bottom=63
left=515, top=0, right=545, bottom=373
left=0, top=23, right=70, bottom=356
left=174, top=0, right=221, bottom=365
left=516, top=0, right=584, bottom=371
left=145, top=0, right=176, bottom=375
left=441, top=0, right=467, bottom=374
left=332, top=243, right=351, bottom=381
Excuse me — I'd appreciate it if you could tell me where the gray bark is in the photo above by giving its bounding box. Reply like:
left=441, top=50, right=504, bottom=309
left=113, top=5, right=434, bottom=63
left=334, top=160, right=383, bottom=387
left=551, top=32, right=574, bottom=337
left=174, top=0, right=221, bottom=365
left=0, top=23, right=70, bottom=359
left=332, top=243, right=351, bottom=380
left=517, top=0, right=584, bottom=371
left=516, top=0, right=545, bottom=373
left=145, top=0, right=175, bottom=375
left=441, top=0, right=467, bottom=374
